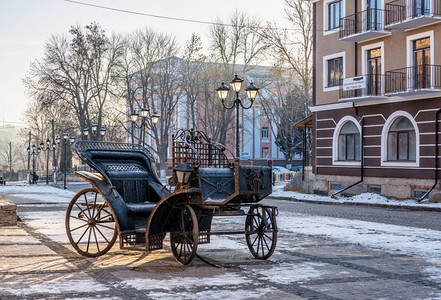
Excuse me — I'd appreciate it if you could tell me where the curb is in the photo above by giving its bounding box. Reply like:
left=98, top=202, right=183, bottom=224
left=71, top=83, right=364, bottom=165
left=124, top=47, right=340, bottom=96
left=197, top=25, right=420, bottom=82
left=267, top=195, right=441, bottom=212
left=0, top=193, right=17, bottom=226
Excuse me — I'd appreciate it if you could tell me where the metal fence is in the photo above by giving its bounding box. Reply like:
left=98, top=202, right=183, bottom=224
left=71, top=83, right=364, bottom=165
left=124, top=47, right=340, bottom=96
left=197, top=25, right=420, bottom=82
left=385, top=64, right=441, bottom=94
left=340, top=9, right=385, bottom=39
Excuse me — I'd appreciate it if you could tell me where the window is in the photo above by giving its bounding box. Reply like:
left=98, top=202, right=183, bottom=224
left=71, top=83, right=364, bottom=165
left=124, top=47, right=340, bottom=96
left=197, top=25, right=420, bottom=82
left=338, top=121, right=361, bottom=161
left=323, top=52, right=345, bottom=91
left=327, top=57, right=343, bottom=87
left=261, top=147, right=270, bottom=158
left=261, top=127, right=269, bottom=139
left=387, top=117, right=416, bottom=161
left=328, top=1, right=343, bottom=30
left=413, top=37, right=431, bottom=89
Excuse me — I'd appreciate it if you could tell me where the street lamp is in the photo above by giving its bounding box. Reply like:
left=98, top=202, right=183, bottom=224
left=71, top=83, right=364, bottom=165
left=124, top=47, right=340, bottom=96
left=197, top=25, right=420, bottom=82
left=40, top=140, right=51, bottom=185
left=62, top=133, right=75, bottom=190
left=130, top=109, right=159, bottom=146
left=216, top=74, right=259, bottom=158
left=27, top=144, right=41, bottom=184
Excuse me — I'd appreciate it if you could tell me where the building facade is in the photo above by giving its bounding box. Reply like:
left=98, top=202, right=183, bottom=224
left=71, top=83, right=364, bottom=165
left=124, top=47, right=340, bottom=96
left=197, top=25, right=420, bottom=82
left=310, top=0, right=441, bottom=199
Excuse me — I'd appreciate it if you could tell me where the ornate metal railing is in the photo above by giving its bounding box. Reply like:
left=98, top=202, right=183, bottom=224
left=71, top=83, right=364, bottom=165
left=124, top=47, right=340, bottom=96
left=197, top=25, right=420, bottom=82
left=172, top=129, right=233, bottom=168
left=385, top=64, right=441, bottom=94
left=340, top=8, right=386, bottom=39
left=386, top=0, right=441, bottom=26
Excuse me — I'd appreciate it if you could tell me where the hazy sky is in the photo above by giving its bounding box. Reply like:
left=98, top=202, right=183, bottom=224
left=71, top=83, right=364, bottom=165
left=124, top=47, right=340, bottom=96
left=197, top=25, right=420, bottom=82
left=0, top=0, right=288, bottom=127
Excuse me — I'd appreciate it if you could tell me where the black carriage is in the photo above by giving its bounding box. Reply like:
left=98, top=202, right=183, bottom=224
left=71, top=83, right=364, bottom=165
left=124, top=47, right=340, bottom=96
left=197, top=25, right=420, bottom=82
left=66, top=129, right=278, bottom=265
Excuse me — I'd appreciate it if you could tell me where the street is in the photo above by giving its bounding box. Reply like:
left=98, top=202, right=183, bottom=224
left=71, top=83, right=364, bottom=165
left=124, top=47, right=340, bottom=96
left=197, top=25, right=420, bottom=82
left=1, top=184, right=441, bottom=299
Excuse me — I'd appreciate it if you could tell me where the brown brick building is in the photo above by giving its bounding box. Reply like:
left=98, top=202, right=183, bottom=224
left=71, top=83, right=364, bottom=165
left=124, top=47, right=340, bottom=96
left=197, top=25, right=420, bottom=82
left=309, top=0, right=441, bottom=199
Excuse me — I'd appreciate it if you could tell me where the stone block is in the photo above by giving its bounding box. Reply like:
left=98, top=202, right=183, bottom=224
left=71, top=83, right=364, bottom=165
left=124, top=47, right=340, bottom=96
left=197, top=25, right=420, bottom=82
left=0, top=194, right=17, bottom=226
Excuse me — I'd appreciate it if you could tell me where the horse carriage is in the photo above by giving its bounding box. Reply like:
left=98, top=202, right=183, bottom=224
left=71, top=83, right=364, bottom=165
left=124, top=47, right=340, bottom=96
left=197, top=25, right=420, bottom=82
left=65, top=129, right=278, bottom=265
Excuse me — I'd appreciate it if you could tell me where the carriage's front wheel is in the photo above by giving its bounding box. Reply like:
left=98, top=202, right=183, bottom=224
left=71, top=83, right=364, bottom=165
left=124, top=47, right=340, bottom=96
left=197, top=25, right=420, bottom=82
left=245, top=205, right=277, bottom=260
left=170, top=204, right=199, bottom=265
left=65, top=188, right=118, bottom=257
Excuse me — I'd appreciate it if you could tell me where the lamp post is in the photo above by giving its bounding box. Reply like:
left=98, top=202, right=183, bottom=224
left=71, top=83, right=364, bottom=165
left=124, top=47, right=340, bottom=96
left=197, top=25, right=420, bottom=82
left=61, top=133, right=75, bottom=190
left=40, top=139, right=51, bottom=185
left=216, top=74, right=259, bottom=158
left=84, top=124, right=106, bottom=141
left=27, top=144, right=41, bottom=184
left=130, top=108, right=159, bottom=146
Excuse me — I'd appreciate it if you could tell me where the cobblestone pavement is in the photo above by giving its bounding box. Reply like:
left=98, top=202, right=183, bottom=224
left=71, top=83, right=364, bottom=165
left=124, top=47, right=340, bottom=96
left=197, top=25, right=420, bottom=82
left=1, top=187, right=441, bottom=299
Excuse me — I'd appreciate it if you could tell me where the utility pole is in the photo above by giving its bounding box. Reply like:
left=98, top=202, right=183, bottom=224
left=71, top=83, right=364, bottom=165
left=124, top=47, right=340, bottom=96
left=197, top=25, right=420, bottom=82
left=28, top=131, right=31, bottom=183
left=52, top=119, right=57, bottom=184
left=8, top=142, right=12, bottom=172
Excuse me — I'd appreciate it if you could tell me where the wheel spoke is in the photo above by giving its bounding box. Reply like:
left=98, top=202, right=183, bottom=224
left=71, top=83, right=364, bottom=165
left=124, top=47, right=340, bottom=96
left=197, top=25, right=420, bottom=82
left=70, top=223, right=88, bottom=232
left=94, top=224, right=112, bottom=244
left=92, top=227, right=100, bottom=253
left=75, top=226, right=90, bottom=246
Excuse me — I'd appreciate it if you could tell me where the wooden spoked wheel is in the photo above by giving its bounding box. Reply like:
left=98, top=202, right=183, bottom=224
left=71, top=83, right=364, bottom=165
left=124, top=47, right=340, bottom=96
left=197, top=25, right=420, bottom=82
left=245, top=206, right=277, bottom=260
left=170, top=203, right=199, bottom=265
left=65, top=188, right=118, bottom=257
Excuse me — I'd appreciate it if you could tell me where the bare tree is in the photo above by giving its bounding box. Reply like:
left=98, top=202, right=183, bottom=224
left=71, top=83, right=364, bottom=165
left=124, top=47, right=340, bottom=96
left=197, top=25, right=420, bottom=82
left=207, top=11, right=268, bottom=146
left=257, top=0, right=313, bottom=165
left=24, top=22, right=123, bottom=140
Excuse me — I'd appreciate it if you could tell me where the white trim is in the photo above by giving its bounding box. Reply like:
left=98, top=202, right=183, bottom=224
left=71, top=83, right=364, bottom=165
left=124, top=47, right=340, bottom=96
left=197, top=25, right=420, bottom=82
left=361, top=41, right=385, bottom=94
left=323, top=51, right=346, bottom=92
left=406, top=30, right=434, bottom=68
left=323, top=0, right=345, bottom=36
left=380, top=111, right=420, bottom=167
left=309, top=100, right=353, bottom=112
left=332, top=116, right=362, bottom=166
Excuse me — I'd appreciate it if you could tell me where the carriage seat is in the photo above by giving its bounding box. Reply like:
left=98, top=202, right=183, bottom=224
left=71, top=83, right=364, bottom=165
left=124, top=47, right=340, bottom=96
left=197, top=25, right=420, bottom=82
left=126, top=202, right=157, bottom=216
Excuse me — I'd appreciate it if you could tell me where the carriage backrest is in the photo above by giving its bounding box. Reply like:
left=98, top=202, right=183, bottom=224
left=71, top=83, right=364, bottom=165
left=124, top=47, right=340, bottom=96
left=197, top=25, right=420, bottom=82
left=75, top=141, right=162, bottom=204
left=171, top=129, right=233, bottom=168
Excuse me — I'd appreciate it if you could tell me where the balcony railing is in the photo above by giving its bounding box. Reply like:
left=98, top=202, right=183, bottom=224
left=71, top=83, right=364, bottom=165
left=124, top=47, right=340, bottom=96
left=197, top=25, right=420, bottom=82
left=340, top=9, right=390, bottom=42
left=386, top=0, right=441, bottom=29
left=339, top=74, right=385, bottom=100
left=385, top=64, right=441, bottom=94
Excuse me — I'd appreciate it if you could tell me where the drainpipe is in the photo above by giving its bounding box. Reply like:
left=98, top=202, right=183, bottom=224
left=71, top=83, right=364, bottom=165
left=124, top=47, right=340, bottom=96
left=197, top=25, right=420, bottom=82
left=332, top=103, right=364, bottom=197
left=419, top=108, right=441, bottom=201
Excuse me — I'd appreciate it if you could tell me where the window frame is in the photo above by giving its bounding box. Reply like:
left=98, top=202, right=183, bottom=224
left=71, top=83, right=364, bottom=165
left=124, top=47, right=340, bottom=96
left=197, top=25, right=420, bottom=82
left=332, top=116, right=362, bottom=166
left=323, top=0, right=345, bottom=36
left=381, top=111, right=419, bottom=167
left=261, top=146, right=270, bottom=159
left=323, top=52, right=346, bottom=92
left=261, top=126, right=270, bottom=140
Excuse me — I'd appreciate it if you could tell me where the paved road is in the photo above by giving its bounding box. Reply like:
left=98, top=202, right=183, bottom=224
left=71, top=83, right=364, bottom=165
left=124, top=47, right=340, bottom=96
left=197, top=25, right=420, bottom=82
left=1, top=184, right=441, bottom=299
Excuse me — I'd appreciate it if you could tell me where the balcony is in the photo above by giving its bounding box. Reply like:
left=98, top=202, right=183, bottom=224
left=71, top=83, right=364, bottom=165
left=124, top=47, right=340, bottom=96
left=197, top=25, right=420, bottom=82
left=385, top=0, right=441, bottom=29
left=340, top=9, right=391, bottom=42
left=339, top=74, right=388, bottom=101
left=385, top=64, right=441, bottom=95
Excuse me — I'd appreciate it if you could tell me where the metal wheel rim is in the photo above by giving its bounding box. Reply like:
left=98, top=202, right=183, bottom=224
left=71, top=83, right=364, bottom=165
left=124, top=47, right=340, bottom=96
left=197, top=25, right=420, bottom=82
left=65, top=187, right=118, bottom=257
left=245, top=206, right=277, bottom=259
left=170, top=203, right=199, bottom=265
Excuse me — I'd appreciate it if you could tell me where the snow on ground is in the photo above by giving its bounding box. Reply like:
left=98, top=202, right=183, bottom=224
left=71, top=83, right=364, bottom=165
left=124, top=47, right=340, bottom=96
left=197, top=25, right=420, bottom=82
left=271, top=183, right=441, bottom=208
left=0, top=184, right=76, bottom=203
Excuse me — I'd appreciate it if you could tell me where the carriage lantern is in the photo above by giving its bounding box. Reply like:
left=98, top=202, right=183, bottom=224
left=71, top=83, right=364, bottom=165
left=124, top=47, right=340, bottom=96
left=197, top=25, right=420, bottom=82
left=173, top=162, right=194, bottom=185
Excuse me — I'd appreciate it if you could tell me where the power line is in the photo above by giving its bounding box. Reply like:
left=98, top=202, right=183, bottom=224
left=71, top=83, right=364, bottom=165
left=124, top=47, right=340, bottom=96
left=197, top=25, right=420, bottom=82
left=64, top=0, right=299, bottom=32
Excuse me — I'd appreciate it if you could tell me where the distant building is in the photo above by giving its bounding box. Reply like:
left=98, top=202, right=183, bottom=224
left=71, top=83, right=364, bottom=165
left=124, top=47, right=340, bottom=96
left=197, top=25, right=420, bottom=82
left=308, top=0, right=441, bottom=199
left=127, top=57, right=295, bottom=174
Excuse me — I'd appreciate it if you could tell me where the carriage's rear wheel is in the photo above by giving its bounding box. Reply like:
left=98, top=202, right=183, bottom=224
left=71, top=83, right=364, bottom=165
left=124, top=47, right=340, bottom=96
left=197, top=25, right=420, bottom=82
left=245, top=206, right=277, bottom=259
left=65, top=188, right=118, bottom=257
left=170, top=203, right=199, bottom=265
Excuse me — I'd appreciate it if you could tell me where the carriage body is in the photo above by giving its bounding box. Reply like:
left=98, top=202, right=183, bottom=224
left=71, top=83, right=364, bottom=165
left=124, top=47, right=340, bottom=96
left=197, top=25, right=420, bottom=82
left=65, top=131, right=277, bottom=265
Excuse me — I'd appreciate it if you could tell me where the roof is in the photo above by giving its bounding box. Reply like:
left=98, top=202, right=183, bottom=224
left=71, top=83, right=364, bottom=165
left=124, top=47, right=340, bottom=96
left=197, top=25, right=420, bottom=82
left=293, top=115, right=312, bottom=128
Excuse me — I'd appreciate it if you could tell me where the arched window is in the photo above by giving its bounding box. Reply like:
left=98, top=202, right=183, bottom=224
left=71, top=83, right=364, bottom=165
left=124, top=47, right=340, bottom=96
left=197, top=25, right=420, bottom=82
left=387, top=117, right=416, bottom=161
left=338, top=121, right=361, bottom=161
